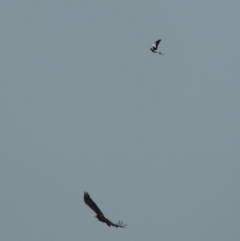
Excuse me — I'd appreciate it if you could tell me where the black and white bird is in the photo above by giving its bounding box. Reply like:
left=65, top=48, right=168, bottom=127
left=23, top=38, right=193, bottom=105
left=150, top=39, right=164, bottom=55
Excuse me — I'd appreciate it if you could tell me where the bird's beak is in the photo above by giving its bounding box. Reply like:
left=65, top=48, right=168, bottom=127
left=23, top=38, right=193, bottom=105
left=94, top=215, right=97, bottom=218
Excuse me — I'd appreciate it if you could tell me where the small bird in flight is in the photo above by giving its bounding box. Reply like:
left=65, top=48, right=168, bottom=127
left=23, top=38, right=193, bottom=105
left=84, top=192, right=127, bottom=228
left=150, top=39, right=164, bottom=55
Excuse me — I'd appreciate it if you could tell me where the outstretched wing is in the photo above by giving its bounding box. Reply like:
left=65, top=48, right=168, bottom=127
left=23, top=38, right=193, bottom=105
left=113, top=220, right=127, bottom=228
left=103, top=218, right=127, bottom=228
left=152, top=39, right=161, bottom=50
left=84, top=192, right=103, bottom=215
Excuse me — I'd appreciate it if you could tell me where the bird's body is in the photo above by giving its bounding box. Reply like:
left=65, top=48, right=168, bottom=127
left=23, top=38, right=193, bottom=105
left=84, top=192, right=127, bottom=228
left=150, top=39, right=164, bottom=55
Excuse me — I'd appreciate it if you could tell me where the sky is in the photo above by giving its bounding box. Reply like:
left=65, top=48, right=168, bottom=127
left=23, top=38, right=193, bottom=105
left=1, top=1, right=240, bottom=241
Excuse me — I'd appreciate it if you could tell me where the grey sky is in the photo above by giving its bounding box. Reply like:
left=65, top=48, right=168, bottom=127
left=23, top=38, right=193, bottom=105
left=1, top=1, right=240, bottom=241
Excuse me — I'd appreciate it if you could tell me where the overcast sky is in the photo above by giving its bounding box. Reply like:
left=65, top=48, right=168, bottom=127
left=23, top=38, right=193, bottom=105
left=1, top=1, right=240, bottom=241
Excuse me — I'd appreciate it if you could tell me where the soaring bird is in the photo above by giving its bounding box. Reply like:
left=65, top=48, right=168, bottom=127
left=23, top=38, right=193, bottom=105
left=84, top=192, right=127, bottom=228
left=150, top=39, right=164, bottom=55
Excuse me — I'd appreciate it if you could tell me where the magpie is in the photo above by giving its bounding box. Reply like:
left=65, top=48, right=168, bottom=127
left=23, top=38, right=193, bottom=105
left=150, top=39, right=164, bottom=55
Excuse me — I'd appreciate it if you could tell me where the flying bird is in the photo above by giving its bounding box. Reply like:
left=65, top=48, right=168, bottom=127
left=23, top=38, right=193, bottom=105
left=150, top=39, right=164, bottom=55
left=84, top=192, right=127, bottom=228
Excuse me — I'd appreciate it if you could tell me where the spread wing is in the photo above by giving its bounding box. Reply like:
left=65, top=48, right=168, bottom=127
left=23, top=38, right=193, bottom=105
left=103, top=217, right=127, bottom=228
left=112, top=220, right=127, bottom=228
left=84, top=192, right=103, bottom=215
left=152, top=39, right=161, bottom=50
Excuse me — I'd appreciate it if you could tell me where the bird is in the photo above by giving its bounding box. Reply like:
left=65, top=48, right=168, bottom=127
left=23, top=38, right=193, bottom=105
left=84, top=192, right=127, bottom=228
left=150, top=39, right=164, bottom=55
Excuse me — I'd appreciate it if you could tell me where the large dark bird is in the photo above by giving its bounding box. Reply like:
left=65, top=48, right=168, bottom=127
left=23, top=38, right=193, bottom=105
left=84, top=192, right=127, bottom=228
left=150, top=39, right=164, bottom=55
